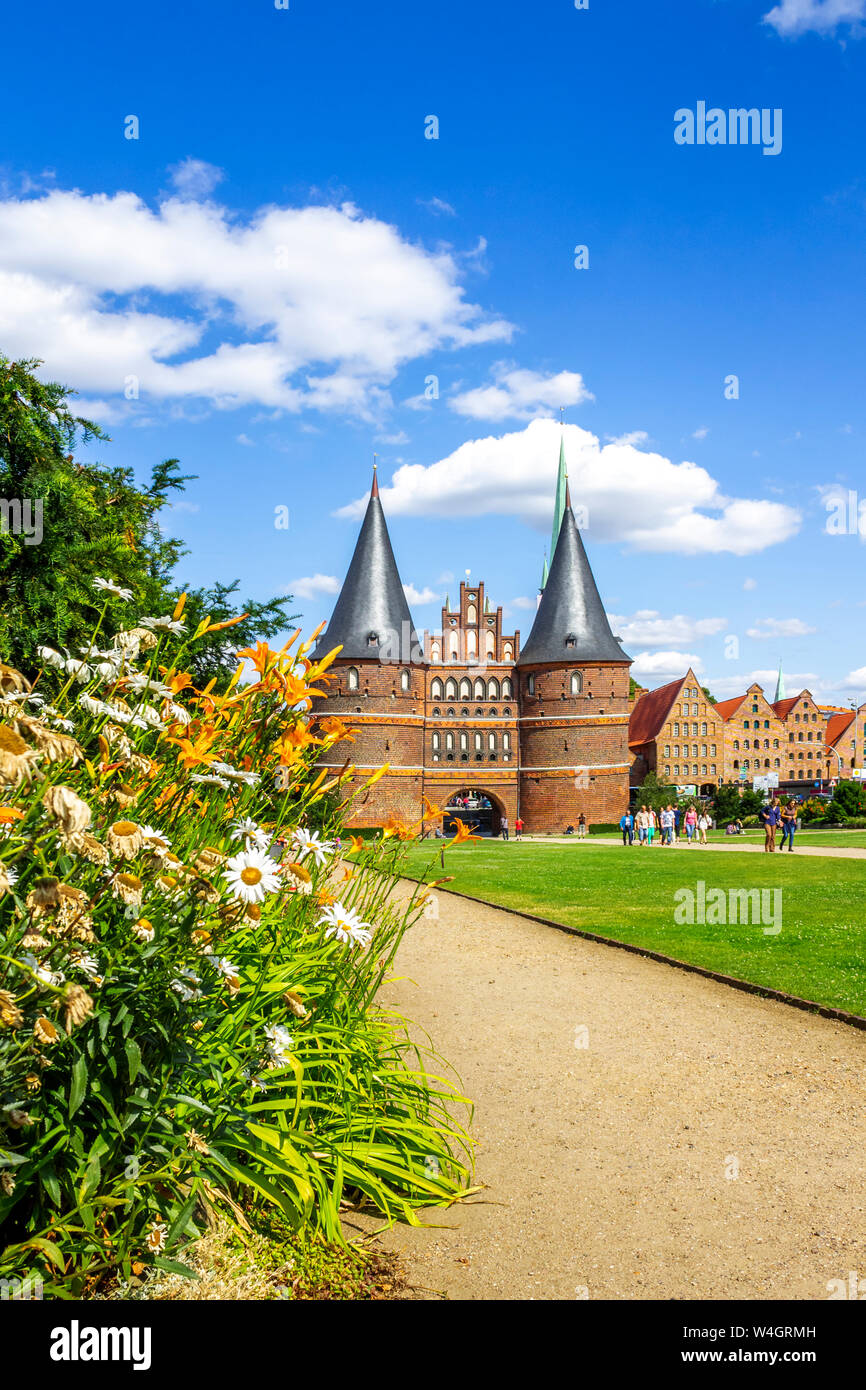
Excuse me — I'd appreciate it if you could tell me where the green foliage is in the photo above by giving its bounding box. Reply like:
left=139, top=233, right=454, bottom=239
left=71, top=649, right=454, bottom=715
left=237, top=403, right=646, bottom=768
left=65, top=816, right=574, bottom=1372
left=0, top=356, right=296, bottom=690
left=712, top=783, right=765, bottom=824
left=829, top=780, right=866, bottom=821
left=633, top=772, right=678, bottom=812
left=0, top=617, right=470, bottom=1297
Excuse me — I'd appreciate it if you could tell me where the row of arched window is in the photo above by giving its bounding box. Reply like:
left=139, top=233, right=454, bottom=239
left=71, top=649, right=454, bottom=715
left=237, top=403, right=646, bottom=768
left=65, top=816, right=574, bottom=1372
left=431, top=730, right=511, bottom=762
left=429, top=637, right=515, bottom=662
left=432, top=676, right=513, bottom=700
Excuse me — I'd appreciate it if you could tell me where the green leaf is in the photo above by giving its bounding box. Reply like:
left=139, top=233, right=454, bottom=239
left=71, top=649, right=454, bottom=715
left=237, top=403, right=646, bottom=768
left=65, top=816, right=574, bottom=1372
left=125, top=1038, right=142, bottom=1085
left=69, top=1055, right=87, bottom=1117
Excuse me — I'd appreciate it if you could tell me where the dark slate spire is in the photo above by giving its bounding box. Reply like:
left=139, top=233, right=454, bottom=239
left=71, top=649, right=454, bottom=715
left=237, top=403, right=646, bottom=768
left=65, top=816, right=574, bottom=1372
left=313, top=465, right=420, bottom=661
left=517, top=500, right=629, bottom=666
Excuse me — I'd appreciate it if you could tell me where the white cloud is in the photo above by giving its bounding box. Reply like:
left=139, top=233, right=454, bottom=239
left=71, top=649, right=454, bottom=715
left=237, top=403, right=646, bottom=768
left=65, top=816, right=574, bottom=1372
left=608, top=610, right=727, bottom=647
left=692, top=426, right=709, bottom=440
left=746, top=618, right=817, bottom=638
left=743, top=577, right=757, bottom=590
left=631, top=651, right=705, bottom=682
left=450, top=364, right=593, bottom=422
left=763, top=0, right=865, bottom=35
left=168, top=158, right=225, bottom=200
left=338, top=418, right=801, bottom=556
left=288, top=573, right=340, bottom=600
left=403, top=583, right=440, bottom=605
left=236, top=433, right=255, bottom=446
left=418, top=196, right=457, bottom=217
left=436, top=569, right=454, bottom=585
left=509, top=595, right=536, bottom=610
left=838, top=666, right=866, bottom=691
left=705, top=669, right=819, bottom=699
left=0, top=187, right=513, bottom=420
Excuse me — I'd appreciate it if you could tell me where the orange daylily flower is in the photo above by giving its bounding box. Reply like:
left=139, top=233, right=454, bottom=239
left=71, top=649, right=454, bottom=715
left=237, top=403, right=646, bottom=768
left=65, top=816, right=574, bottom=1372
left=421, top=795, right=444, bottom=821
left=0, top=805, right=24, bottom=825
left=451, top=820, right=481, bottom=845
left=168, top=727, right=221, bottom=770
left=348, top=835, right=365, bottom=852
left=172, top=592, right=187, bottom=621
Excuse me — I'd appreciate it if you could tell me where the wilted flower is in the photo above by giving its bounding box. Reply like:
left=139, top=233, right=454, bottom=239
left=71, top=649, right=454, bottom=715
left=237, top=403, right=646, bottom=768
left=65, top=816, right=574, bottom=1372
left=213, top=956, right=241, bottom=993
left=24, top=1073, right=41, bottom=1093
left=132, top=917, right=155, bottom=943
left=171, top=968, right=203, bottom=1003
left=43, top=784, right=92, bottom=838
left=283, top=990, right=310, bottom=1020
left=0, top=1171, right=15, bottom=1195
left=4, top=1108, right=34, bottom=1129
left=106, top=820, right=144, bottom=859
left=64, top=658, right=92, bottom=684
left=317, top=902, right=373, bottom=949
left=0, top=990, right=23, bottom=1028
left=0, top=864, right=19, bottom=894
left=113, top=783, right=139, bottom=809
left=27, top=877, right=62, bottom=914
left=69, top=831, right=110, bottom=866
left=186, top=1129, right=209, bottom=1155
left=63, top=984, right=95, bottom=1030
left=224, top=847, right=281, bottom=905
left=34, top=1016, right=60, bottom=1045
left=112, top=873, right=143, bottom=906
left=0, top=724, right=41, bottom=785
left=16, top=718, right=84, bottom=766
left=0, top=663, right=30, bottom=694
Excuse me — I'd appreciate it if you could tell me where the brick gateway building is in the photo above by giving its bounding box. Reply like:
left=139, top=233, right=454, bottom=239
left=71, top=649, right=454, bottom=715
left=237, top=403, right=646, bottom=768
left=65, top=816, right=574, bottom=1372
left=311, top=457, right=632, bottom=832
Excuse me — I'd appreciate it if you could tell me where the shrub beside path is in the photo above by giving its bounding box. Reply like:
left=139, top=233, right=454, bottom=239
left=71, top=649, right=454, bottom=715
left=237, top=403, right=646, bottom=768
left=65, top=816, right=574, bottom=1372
left=350, top=882, right=866, bottom=1300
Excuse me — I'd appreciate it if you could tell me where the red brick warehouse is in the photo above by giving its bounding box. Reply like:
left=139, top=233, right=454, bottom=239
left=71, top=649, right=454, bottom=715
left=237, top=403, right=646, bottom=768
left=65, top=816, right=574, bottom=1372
left=310, top=442, right=633, bottom=833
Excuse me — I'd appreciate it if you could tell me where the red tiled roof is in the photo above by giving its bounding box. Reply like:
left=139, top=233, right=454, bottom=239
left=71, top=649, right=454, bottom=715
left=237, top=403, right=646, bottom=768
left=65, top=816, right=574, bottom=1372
left=713, top=693, right=748, bottom=722
left=825, top=711, right=855, bottom=748
left=628, top=675, right=685, bottom=748
left=772, top=697, right=800, bottom=719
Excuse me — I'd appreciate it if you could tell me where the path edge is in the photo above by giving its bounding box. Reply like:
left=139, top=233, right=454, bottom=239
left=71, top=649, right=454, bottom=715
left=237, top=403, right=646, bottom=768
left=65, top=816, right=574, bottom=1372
left=410, top=877, right=866, bottom=1033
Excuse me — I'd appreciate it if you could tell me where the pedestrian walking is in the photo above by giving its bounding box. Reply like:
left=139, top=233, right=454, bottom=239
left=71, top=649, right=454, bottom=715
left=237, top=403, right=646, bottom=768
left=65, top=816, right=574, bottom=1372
left=697, top=810, right=710, bottom=845
left=780, top=799, right=797, bottom=852
left=577, top=812, right=587, bottom=839
left=758, top=800, right=777, bottom=853
left=620, top=810, right=634, bottom=846
left=684, top=804, right=698, bottom=845
left=500, top=814, right=509, bottom=841
left=673, top=805, right=681, bottom=842
left=660, top=804, right=673, bottom=845
left=515, top=816, right=524, bottom=841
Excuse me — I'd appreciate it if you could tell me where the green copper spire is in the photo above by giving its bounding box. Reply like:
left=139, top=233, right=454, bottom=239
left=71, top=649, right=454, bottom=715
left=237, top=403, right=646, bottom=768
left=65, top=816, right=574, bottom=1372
left=541, top=552, right=549, bottom=589
left=774, top=660, right=786, bottom=703
left=444, top=593, right=450, bottom=612
left=549, top=436, right=568, bottom=576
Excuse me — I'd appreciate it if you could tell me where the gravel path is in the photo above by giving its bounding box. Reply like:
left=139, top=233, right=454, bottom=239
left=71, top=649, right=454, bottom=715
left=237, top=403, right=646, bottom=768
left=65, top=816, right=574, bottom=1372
left=351, top=882, right=866, bottom=1300
left=523, top=836, right=866, bottom=859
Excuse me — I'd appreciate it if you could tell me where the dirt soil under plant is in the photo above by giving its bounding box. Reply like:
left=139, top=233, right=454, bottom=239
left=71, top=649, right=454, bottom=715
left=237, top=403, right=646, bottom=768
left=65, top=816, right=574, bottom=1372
left=347, top=881, right=866, bottom=1300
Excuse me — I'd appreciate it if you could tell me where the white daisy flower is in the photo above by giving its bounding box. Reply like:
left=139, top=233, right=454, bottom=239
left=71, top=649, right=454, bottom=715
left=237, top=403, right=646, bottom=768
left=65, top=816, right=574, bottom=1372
left=69, top=951, right=101, bottom=978
left=317, top=902, right=373, bottom=949
left=264, top=1023, right=294, bottom=1068
left=50, top=717, right=75, bottom=733
left=1, top=865, right=19, bottom=887
left=139, top=615, right=186, bottom=636
left=34, top=963, right=66, bottom=988
left=137, top=704, right=164, bottom=729
left=170, top=969, right=203, bottom=1003
left=140, top=825, right=172, bottom=857
left=291, top=828, right=332, bottom=866
left=64, top=658, right=92, bottom=683
left=230, top=816, right=260, bottom=841
left=93, top=577, right=134, bottom=601
left=190, top=773, right=231, bottom=789
left=38, top=646, right=65, bottom=669
left=224, top=847, right=281, bottom=904
left=125, top=673, right=173, bottom=699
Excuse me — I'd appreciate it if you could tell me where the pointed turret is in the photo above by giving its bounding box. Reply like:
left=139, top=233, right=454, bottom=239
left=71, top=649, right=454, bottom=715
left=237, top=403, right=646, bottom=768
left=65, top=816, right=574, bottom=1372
left=313, top=466, right=420, bottom=660
left=548, top=435, right=568, bottom=572
left=774, top=660, right=786, bottom=703
left=518, top=498, right=628, bottom=665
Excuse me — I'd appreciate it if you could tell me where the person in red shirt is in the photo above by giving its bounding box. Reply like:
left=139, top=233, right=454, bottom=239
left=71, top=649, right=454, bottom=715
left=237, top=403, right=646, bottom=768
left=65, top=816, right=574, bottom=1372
left=514, top=816, right=524, bottom=840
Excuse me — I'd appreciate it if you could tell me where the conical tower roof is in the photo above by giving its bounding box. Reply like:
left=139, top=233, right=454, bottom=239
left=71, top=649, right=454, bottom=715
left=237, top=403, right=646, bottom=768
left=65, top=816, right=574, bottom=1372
left=774, top=660, right=786, bottom=703
left=313, top=467, right=420, bottom=661
left=518, top=490, right=628, bottom=666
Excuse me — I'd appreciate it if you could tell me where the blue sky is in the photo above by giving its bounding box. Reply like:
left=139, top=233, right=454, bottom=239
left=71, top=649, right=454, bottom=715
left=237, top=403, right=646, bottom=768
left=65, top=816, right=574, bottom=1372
left=1, top=0, right=864, bottom=701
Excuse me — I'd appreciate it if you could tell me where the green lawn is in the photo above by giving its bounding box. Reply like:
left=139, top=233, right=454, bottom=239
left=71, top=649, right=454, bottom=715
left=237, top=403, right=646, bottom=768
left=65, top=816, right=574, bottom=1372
left=399, top=840, right=866, bottom=1017
left=590, top=828, right=866, bottom=850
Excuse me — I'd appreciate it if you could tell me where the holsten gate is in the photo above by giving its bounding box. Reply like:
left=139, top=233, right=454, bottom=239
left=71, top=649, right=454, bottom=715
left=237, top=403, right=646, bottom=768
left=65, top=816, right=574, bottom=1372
left=310, top=451, right=633, bottom=833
